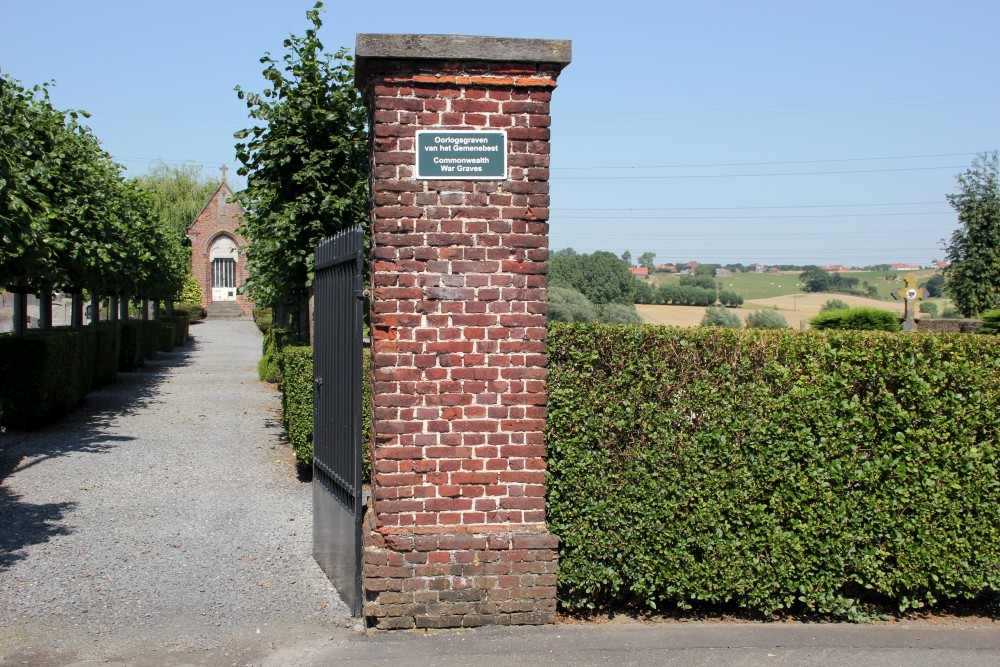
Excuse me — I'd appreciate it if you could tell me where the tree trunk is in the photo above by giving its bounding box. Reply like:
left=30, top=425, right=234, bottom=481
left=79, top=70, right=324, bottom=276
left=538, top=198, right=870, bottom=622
left=109, top=295, right=119, bottom=322
left=141, top=299, right=149, bottom=321
left=90, top=292, right=100, bottom=325
left=119, top=293, right=129, bottom=321
left=71, top=292, right=83, bottom=330
left=12, top=291, right=27, bottom=337
left=38, top=290, right=52, bottom=330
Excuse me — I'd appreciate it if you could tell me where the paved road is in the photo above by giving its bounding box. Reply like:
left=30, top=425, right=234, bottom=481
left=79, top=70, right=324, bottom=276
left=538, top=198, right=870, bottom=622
left=1, top=319, right=996, bottom=667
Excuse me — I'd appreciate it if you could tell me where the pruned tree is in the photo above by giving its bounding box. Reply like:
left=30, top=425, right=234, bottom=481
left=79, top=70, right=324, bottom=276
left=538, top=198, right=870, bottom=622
left=943, top=151, right=1000, bottom=316
left=234, top=1, right=368, bottom=317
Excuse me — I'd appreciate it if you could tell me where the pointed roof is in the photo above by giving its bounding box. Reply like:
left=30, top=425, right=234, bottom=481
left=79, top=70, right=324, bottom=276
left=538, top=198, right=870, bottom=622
left=188, top=179, right=239, bottom=230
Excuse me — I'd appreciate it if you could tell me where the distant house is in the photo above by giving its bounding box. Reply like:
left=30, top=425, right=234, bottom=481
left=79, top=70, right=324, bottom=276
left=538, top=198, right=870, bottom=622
left=682, top=261, right=698, bottom=274
left=890, top=263, right=922, bottom=271
left=767, top=267, right=781, bottom=274
left=715, top=268, right=732, bottom=278
left=821, top=264, right=848, bottom=272
left=629, top=266, right=649, bottom=279
left=655, top=264, right=677, bottom=273
left=934, top=261, right=950, bottom=269
left=747, top=263, right=766, bottom=273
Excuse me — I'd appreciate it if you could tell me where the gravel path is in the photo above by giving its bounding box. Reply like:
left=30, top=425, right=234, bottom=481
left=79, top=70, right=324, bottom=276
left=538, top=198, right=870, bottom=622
left=0, top=319, right=353, bottom=665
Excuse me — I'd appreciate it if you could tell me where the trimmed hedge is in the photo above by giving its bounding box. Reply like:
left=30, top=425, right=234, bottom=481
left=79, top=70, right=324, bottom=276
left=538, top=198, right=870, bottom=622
left=157, top=322, right=176, bottom=352
left=547, top=323, right=1000, bottom=619
left=272, top=341, right=372, bottom=476
left=160, top=313, right=189, bottom=345
left=118, top=321, right=144, bottom=371
left=811, top=307, right=901, bottom=331
left=279, top=345, right=315, bottom=466
left=259, top=327, right=292, bottom=384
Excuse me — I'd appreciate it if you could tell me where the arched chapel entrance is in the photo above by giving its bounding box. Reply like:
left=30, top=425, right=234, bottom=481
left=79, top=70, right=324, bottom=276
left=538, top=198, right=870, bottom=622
left=209, top=235, right=238, bottom=302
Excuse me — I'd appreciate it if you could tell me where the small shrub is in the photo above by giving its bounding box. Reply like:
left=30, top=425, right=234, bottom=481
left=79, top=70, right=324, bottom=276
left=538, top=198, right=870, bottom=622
left=280, top=345, right=314, bottom=466
left=979, top=310, right=1000, bottom=334
left=701, top=305, right=742, bottom=328
left=745, top=309, right=788, bottom=329
left=941, top=305, right=963, bottom=319
left=157, top=322, right=176, bottom=352
left=173, top=301, right=206, bottom=323
left=810, top=307, right=901, bottom=331
left=820, top=299, right=850, bottom=313
left=253, top=307, right=273, bottom=334
left=179, top=273, right=203, bottom=304
left=919, top=302, right=938, bottom=317
left=718, top=290, right=744, bottom=308
left=598, top=303, right=642, bottom=324
left=549, top=286, right=597, bottom=323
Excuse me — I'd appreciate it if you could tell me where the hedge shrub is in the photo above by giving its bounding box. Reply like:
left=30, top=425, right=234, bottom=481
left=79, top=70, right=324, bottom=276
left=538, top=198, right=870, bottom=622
left=118, top=321, right=144, bottom=371
left=279, top=345, right=315, bottom=466
left=547, top=323, right=1000, bottom=619
left=160, top=313, right=189, bottom=345
left=157, top=322, right=176, bottom=352
left=0, top=333, right=81, bottom=428
left=980, top=310, right=1000, bottom=335
left=810, top=307, right=901, bottom=331
left=272, top=342, right=372, bottom=477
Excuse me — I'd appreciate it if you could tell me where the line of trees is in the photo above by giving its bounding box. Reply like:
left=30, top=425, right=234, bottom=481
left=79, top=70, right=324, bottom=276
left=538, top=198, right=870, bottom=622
left=1, top=74, right=188, bottom=335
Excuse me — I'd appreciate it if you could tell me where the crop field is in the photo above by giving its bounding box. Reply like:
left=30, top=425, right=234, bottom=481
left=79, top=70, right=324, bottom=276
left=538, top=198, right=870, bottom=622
left=650, top=268, right=942, bottom=302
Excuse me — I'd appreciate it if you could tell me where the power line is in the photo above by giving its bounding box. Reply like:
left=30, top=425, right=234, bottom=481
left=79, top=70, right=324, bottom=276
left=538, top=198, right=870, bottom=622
left=552, top=152, right=978, bottom=171
left=560, top=89, right=1000, bottom=118
left=552, top=165, right=966, bottom=180
left=556, top=201, right=946, bottom=211
left=556, top=212, right=947, bottom=220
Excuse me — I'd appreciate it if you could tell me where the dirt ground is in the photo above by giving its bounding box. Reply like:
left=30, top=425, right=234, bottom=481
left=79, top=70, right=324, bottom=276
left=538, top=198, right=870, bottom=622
left=637, top=293, right=904, bottom=329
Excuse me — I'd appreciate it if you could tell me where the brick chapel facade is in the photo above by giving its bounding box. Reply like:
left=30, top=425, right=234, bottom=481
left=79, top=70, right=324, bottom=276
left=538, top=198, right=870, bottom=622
left=186, top=174, right=253, bottom=316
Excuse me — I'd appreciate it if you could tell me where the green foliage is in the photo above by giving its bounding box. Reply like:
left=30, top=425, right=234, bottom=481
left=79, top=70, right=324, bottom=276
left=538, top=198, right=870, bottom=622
left=117, top=321, right=144, bottom=371
left=718, top=290, right=744, bottom=308
left=178, top=273, right=203, bottom=304
left=632, top=279, right=655, bottom=305
left=941, top=305, right=963, bottom=319
left=547, top=323, right=1000, bottom=618
left=173, top=301, right=206, bottom=323
left=701, top=305, right=742, bottom=328
left=919, top=302, right=939, bottom=317
left=157, top=322, right=176, bottom=352
left=234, top=1, right=368, bottom=308
left=597, top=303, right=643, bottom=324
left=800, top=268, right=860, bottom=293
left=550, top=248, right=639, bottom=305
left=979, top=310, right=1000, bottom=334
left=820, top=298, right=850, bottom=313
left=922, top=274, right=946, bottom=298
left=259, top=327, right=292, bottom=383
left=279, top=344, right=314, bottom=465
left=549, top=286, right=598, bottom=323
left=636, top=251, right=656, bottom=270
left=253, top=307, right=273, bottom=334
left=944, top=151, right=1000, bottom=316
left=657, top=284, right=716, bottom=307
left=679, top=274, right=716, bottom=290
left=0, top=73, right=188, bottom=305
left=745, top=309, right=788, bottom=329
left=810, top=307, right=901, bottom=331
left=137, top=161, right=218, bottom=237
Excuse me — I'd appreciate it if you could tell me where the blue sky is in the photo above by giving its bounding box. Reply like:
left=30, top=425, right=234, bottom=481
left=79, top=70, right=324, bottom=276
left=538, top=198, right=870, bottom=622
left=2, top=1, right=997, bottom=266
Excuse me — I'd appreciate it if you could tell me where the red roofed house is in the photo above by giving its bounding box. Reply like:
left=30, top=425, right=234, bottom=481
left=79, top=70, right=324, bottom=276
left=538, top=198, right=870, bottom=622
left=629, top=266, right=649, bottom=279
left=890, top=263, right=922, bottom=271
left=186, top=171, right=253, bottom=316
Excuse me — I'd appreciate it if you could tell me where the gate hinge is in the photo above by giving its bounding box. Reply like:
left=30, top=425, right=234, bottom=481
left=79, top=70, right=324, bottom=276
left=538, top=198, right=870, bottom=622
left=354, top=289, right=370, bottom=301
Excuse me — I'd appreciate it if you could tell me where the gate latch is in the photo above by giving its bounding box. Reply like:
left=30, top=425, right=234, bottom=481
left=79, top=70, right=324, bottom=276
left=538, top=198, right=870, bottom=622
left=314, top=377, right=323, bottom=391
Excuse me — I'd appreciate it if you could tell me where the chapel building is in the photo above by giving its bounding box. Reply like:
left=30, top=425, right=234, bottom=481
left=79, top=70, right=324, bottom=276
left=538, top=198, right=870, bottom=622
left=186, top=169, right=253, bottom=316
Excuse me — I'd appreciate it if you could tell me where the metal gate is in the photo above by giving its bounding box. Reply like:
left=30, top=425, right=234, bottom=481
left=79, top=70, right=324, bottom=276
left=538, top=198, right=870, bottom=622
left=312, top=225, right=364, bottom=617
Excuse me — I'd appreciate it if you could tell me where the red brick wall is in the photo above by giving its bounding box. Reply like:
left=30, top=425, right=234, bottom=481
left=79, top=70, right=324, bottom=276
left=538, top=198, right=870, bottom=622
left=186, top=183, right=253, bottom=315
left=360, top=60, right=564, bottom=629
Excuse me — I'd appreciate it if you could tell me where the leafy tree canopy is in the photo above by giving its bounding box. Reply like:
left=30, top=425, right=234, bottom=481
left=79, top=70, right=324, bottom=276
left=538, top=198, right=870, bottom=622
left=943, top=151, right=1000, bottom=316
left=550, top=248, right=638, bottom=305
left=234, top=1, right=368, bottom=307
left=137, top=162, right=218, bottom=238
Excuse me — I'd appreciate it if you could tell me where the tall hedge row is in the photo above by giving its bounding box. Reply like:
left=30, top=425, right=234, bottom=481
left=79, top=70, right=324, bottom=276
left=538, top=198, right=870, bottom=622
left=546, top=323, right=1000, bottom=619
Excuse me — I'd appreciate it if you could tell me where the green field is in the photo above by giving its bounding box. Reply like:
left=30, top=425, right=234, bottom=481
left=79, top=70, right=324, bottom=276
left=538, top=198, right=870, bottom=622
left=651, top=269, right=943, bottom=302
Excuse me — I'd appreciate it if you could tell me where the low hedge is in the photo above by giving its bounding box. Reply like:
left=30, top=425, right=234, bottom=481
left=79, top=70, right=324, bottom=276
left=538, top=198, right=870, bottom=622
left=118, top=321, right=144, bottom=371
left=547, top=323, right=1000, bottom=619
left=280, top=344, right=315, bottom=466
left=810, top=307, right=901, bottom=331
left=0, top=332, right=81, bottom=428
left=273, top=342, right=372, bottom=476
left=259, top=327, right=293, bottom=384
left=160, top=313, right=189, bottom=345
left=157, top=322, right=176, bottom=352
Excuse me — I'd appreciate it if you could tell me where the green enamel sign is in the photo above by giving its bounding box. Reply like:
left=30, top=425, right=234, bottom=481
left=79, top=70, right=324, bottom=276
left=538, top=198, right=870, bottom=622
left=415, top=130, right=507, bottom=180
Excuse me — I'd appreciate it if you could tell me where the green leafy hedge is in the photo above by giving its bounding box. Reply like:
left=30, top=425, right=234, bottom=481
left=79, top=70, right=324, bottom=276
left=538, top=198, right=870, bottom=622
left=157, top=322, right=176, bottom=352
left=811, top=307, right=901, bottom=331
left=547, top=323, right=1000, bottom=619
left=280, top=345, right=315, bottom=466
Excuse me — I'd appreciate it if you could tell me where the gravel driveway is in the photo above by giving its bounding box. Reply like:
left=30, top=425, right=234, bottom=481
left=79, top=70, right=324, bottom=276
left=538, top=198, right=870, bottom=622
left=0, top=319, right=353, bottom=665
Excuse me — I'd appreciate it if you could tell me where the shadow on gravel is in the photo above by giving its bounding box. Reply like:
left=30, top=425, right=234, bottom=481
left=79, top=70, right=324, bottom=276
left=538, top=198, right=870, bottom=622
left=0, top=340, right=199, bottom=572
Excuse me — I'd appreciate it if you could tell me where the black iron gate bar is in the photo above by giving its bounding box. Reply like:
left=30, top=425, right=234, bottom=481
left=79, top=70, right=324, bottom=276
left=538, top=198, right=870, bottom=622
left=312, top=224, right=365, bottom=617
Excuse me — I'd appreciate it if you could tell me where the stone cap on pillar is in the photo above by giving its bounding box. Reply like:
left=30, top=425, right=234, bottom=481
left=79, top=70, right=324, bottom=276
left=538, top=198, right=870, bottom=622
left=355, top=33, right=572, bottom=86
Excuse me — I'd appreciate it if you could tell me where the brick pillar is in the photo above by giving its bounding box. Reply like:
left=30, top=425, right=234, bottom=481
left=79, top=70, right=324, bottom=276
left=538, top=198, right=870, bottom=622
left=355, top=34, right=571, bottom=630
